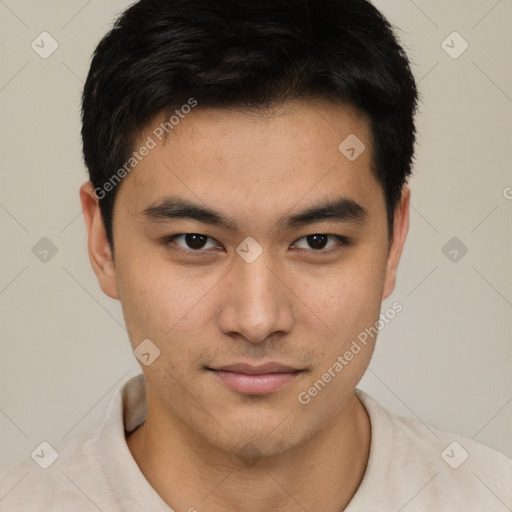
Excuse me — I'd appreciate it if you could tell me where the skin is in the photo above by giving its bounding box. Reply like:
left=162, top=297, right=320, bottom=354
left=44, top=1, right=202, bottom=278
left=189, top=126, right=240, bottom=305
left=80, top=98, right=410, bottom=512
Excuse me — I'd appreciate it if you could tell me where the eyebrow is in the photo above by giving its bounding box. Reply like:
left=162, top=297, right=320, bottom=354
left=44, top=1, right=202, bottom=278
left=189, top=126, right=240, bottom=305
left=142, top=195, right=368, bottom=231
left=277, top=197, right=367, bottom=230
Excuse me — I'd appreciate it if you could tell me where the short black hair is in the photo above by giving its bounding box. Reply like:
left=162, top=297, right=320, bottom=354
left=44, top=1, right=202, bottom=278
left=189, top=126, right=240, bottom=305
left=82, top=0, right=419, bottom=250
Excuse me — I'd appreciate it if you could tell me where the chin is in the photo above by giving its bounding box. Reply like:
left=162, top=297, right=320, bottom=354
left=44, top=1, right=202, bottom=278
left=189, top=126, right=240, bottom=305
left=204, top=415, right=318, bottom=464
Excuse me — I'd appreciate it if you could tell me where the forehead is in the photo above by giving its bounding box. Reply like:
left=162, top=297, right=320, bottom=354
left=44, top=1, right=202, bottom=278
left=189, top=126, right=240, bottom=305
left=116, top=99, right=383, bottom=225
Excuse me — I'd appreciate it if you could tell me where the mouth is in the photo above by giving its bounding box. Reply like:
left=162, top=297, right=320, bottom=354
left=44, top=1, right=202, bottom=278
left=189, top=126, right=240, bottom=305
left=205, top=362, right=305, bottom=395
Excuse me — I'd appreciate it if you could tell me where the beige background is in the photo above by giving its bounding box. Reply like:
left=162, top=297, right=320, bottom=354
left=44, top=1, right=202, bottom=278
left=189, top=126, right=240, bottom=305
left=0, top=0, right=511, bottom=474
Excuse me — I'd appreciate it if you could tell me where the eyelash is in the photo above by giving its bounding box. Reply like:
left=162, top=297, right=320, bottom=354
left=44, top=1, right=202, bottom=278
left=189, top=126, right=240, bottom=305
left=163, top=233, right=351, bottom=255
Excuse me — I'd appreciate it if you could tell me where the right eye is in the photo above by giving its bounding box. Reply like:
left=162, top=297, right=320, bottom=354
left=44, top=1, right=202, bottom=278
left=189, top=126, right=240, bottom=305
left=165, top=233, right=222, bottom=252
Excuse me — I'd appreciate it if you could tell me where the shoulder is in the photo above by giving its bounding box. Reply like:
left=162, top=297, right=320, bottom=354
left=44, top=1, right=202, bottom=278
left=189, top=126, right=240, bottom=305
left=353, top=388, right=512, bottom=510
left=0, top=427, right=115, bottom=511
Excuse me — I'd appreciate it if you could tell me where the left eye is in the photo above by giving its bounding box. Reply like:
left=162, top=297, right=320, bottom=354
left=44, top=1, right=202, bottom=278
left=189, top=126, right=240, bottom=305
left=292, top=234, right=346, bottom=251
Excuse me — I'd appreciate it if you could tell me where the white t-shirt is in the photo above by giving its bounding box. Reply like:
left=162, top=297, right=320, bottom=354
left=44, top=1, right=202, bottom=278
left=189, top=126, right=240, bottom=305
left=1, top=373, right=511, bottom=511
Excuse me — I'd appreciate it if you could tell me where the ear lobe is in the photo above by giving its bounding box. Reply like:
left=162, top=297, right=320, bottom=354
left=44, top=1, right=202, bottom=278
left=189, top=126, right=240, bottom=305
left=382, top=186, right=410, bottom=300
left=79, top=182, right=120, bottom=300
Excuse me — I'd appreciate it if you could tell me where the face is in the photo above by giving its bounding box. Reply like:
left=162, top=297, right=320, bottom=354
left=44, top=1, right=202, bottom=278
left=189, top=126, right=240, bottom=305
left=81, top=99, right=409, bottom=459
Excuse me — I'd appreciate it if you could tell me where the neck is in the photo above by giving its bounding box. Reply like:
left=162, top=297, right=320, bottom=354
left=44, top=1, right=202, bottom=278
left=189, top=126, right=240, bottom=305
left=127, top=393, right=371, bottom=512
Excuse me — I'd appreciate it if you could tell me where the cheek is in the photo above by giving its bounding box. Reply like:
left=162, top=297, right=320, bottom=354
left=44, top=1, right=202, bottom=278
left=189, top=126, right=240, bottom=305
left=293, top=250, right=387, bottom=336
left=115, top=253, right=174, bottom=343
left=115, top=253, right=219, bottom=352
left=294, top=259, right=386, bottom=415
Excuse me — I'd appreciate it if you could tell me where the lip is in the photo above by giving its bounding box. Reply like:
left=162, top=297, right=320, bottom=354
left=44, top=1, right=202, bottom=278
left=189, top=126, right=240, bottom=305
left=211, top=362, right=300, bottom=374
left=207, top=362, right=304, bottom=395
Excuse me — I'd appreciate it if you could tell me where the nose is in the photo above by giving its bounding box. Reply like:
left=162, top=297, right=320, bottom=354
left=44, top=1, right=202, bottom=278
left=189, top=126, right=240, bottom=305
left=219, top=251, right=294, bottom=344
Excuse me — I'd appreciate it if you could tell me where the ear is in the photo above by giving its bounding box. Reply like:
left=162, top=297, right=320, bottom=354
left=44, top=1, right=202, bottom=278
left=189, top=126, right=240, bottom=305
left=79, top=182, right=119, bottom=300
left=382, top=186, right=410, bottom=300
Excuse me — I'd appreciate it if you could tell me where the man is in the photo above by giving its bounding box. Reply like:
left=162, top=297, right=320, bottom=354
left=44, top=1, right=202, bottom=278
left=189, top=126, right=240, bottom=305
left=1, top=0, right=511, bottom=510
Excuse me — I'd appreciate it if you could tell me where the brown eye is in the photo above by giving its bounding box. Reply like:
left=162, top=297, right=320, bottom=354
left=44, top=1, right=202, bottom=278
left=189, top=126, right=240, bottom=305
left=292, top=234, right=349, bottom=252
left=183, top=234, right=208, bottom=250
left=168, top=233, right=219, bottom=251
left=306, top=234, right=329, bottom=250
